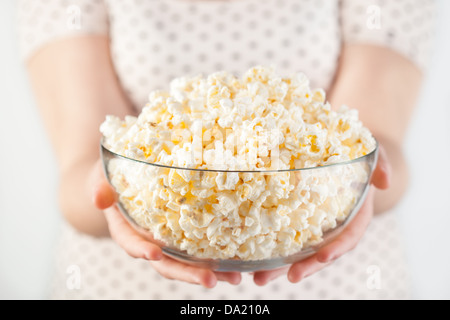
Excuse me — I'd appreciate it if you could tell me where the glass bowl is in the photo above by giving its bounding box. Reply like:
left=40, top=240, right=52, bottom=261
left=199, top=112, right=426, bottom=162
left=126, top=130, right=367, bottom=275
left=100, top=140, right=378, bottom=272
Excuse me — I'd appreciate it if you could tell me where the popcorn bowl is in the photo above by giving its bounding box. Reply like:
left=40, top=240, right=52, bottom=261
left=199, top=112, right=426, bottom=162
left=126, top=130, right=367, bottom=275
left=101, top=140, right=378, bottom=272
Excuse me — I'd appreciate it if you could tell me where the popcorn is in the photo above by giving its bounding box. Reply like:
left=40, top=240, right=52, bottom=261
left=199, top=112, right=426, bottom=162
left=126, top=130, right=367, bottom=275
left=101, top=66, right=376, bottom=261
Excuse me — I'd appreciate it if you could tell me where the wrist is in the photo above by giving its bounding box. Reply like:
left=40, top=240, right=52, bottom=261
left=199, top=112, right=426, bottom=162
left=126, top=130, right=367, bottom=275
left=59, top=159, right=110, bottom=237
left=372, top=136, right=409, bottom=214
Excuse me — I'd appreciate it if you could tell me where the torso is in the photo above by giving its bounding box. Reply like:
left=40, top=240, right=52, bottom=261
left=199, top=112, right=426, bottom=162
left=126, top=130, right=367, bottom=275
left=104, top=0, right=341, bottom=110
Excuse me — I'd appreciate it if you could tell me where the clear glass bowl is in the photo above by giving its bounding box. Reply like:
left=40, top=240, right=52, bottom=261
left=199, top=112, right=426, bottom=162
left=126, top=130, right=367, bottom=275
left=100, top=140, right=378, bottom=272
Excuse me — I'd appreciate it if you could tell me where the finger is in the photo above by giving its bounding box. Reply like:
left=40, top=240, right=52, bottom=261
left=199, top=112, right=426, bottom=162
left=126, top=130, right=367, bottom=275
left=151, top=256, right=218, bottom=288
left=253, top=266, right=289, bottom=286
left=215, top=272, right=242, bottom=285
left=371, top=144, right=391, bottom=190
left=104, top=206, right=162, bottom=260
left=316, top=188, right=375, bottom=263
left=93, top=180, right=116, bottom=210
left=91, top=159, right=116, bottom=210
left=288, top=255, right=331, bottom=283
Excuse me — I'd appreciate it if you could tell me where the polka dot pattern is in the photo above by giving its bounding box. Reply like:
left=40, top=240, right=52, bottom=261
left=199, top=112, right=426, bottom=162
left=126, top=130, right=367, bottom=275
left=49, top=210, right=412, bottom=300
left=104, top=0, right=345, bottom=109
left=17, top=0, right=108, bottom=60
left=18, top=0, right=435, bottom=300
left=18, top=0, right=435, bottom=109
left=341, top=0, right=436, bottom=71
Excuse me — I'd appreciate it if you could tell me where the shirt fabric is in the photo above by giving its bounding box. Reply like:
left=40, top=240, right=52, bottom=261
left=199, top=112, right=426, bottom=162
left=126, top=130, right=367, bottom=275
left=17, top=0, right=435, bottom=300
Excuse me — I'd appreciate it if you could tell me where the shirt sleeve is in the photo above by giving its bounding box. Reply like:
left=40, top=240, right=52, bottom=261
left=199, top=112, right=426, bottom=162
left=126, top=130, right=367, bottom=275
left=17, top=0, right=109, bottom=62
left=340, top=0, right=437, bottom=71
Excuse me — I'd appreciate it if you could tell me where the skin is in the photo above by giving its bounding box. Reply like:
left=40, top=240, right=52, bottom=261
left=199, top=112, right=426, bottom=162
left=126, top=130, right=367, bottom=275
left=27, top=36, right=421, bottom=288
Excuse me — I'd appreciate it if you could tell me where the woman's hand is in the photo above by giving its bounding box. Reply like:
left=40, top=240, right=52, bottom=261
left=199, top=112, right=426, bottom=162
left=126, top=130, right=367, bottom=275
left=90, top=160, right=242, bottom=288
left=92, top=142, right=389, bottom=288
left=252, top=144, right=392, bottom=286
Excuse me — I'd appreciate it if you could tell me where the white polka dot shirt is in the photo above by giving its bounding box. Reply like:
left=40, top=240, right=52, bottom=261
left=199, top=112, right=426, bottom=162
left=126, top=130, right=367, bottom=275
left=16, top=0, right=435, bottom=300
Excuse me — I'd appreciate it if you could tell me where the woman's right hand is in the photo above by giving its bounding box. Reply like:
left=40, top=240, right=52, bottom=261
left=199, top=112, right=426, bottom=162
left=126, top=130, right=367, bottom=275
left=90, top=160, right=241, bottom=288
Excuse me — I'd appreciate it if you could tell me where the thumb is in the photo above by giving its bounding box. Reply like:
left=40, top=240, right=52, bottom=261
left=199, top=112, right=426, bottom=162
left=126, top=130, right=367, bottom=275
left=371, top=144, right=391, bottom=190
left=90, top=159, right=116, bottom=210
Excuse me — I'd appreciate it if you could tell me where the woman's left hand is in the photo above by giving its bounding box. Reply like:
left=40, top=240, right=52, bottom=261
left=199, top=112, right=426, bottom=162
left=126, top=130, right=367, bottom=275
left=252, top=145, right=392, bottom=286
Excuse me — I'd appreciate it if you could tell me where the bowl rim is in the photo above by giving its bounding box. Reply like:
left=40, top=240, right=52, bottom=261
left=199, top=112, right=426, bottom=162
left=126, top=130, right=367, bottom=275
left=100, top=137, right=378, bottom=173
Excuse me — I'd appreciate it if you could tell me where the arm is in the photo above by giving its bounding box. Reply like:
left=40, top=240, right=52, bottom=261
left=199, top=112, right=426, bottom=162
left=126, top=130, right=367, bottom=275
left=329, top=44, right=422, bottom=214
left=26, top=36, right=241, bottom=287
left=27, top=36, right=135, bottom=237
left=254, top=44, right=422, bottom=285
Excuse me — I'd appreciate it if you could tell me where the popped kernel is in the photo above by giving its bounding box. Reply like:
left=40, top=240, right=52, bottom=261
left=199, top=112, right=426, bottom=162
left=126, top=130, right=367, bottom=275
left=101, top=66, right=376, bottom=260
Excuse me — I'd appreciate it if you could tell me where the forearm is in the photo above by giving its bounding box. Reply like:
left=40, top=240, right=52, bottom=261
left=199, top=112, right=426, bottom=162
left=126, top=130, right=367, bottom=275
left=26, top=36, right=134, bottom=237
left=59, top=158, right=110, bottom=237
left=329, top=44, right=422, bottom=214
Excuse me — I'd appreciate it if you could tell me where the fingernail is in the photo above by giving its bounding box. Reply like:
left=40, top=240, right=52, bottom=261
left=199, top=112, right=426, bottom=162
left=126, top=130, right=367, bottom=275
left=154, top=253, right=162, bottom=261
left=385, top=164, right=392, bottom=186
left=145, top=251, right=162, bottom=260
left=380, top=158, right=392, bottom=180
left=204, top=277, right=217, bottom=289
left=288, top=271, right=301, bottom=283
left=154, top=251, right=163, bottom=260
left=231, top=274, right=242, bottom=285
left=258, top=277, right=269, bottom=286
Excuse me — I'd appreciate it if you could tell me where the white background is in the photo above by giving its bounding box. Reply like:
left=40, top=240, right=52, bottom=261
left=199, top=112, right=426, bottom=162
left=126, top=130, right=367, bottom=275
left=0, top=0, right=449, bottom=299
